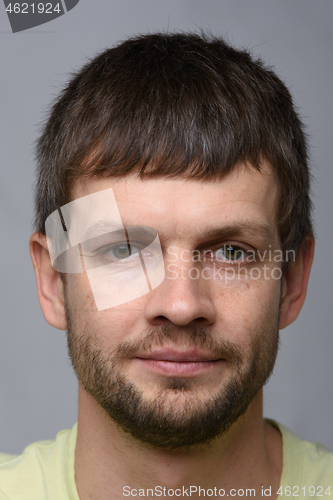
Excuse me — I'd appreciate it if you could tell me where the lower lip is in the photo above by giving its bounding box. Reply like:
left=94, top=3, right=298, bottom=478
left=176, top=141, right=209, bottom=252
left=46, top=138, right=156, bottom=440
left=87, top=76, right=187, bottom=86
left=134, top=358, right=222, bottom=376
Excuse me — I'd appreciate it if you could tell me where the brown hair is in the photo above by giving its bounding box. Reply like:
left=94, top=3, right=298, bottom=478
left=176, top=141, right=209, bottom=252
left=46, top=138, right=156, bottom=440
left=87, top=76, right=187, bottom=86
left=34, top=32, right=313, bottom=254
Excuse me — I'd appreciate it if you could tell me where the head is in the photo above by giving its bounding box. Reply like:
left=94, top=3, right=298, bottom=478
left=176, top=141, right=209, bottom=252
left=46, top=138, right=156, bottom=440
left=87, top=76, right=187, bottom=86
left=30, top=32, right=314, bottom=449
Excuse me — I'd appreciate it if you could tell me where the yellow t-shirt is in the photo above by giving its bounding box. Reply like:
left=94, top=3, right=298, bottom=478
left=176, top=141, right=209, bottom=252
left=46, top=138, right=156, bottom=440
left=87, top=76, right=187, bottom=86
left=275, top=421, right=333, bottom=498
left=0, top=425, right=79, bottom=500
left=0, top=421, right=332, bottom=499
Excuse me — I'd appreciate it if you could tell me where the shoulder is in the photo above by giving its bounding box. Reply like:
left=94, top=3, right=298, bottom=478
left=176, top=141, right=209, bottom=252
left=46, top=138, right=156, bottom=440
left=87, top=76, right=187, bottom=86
left=296, top=431, right=333, bottom=484
left=267, top=419, right=333, bottom=490
left=0, top=425, right=78, bottom=500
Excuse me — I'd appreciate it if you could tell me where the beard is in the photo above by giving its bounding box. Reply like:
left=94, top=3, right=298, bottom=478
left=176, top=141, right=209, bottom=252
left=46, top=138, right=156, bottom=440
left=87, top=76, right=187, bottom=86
left=65, top=300, right=280, bottom=450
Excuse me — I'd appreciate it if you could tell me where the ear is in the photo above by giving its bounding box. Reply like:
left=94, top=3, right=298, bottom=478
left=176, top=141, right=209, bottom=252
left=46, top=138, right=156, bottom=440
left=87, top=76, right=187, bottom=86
left=29, top=232, right=67, bottom=330
left=279, top=237, right=315, bottom=330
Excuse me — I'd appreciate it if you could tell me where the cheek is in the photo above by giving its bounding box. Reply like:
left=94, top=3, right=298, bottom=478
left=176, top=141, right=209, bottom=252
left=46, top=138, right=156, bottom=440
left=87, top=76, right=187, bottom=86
left=65, top=272, right=149, bottom=346
left=212, top=275, right=281, bottom=349
left=65, top=272, right=97, bottom=315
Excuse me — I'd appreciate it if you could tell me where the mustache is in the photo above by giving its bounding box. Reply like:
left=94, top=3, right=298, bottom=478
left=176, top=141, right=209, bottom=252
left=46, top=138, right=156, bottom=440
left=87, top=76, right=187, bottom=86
left=115, top=324, right=243, bottom=364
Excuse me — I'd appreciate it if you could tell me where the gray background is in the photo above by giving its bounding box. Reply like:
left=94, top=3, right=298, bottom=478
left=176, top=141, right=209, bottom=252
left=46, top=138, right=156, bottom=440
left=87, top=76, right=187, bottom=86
left=0, top=0, right=332, bottom=454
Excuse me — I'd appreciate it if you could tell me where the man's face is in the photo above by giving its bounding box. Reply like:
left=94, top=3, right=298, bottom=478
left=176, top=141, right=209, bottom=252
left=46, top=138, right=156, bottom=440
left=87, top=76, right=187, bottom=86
left=63, top=162, right=282, bottom=449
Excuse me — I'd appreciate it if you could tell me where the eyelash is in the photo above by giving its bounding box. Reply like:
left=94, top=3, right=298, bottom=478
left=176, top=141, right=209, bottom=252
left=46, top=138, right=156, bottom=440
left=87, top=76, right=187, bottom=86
left=100, top=242, right=154, bottom=263
left=204, top=243, right=254, bottom=265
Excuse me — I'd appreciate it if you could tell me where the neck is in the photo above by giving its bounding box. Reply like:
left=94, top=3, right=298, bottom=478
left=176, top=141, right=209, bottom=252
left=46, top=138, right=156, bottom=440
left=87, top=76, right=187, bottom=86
left=74, top=384, right=282, bottom=500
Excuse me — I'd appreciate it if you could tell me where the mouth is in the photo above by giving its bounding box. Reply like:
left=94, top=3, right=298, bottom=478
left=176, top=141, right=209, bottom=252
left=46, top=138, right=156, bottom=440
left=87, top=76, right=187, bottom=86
left=134, top=348, right=224, bottom=377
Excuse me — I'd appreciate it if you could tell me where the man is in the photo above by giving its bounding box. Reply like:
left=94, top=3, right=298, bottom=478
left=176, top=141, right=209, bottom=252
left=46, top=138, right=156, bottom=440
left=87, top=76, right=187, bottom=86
left=0, top=32, right=332, bottom=499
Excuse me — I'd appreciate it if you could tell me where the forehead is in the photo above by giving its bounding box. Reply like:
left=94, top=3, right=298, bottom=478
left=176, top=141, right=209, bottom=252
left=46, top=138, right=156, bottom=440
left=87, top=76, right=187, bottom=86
left=72, top=161, right=279, bottom=241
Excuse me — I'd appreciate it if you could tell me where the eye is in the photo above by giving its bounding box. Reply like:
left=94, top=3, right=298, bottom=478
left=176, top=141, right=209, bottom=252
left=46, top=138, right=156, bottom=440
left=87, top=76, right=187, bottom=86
left=214, top=245, right=247, bottom=262
left=108, top=243, right=140, bottom=260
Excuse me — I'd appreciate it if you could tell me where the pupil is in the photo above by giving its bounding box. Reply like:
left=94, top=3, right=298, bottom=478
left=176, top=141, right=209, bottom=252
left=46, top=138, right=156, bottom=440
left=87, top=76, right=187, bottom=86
left=114, top=244, right=131, bottom=258
left=226, top=246, right=240, bottom=260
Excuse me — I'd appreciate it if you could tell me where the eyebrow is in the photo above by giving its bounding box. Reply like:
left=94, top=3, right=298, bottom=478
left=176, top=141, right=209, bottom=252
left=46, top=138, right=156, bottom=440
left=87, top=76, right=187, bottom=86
left=79, top=221, right=125, bottom=240
left=197, top=221, right=276, bottom=244
left=79, top=222, right=158, bottom=244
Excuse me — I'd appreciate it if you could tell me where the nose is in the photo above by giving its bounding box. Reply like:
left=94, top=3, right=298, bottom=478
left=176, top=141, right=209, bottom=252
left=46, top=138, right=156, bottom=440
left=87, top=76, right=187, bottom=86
left=143, top=252, right=216, bottom=327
